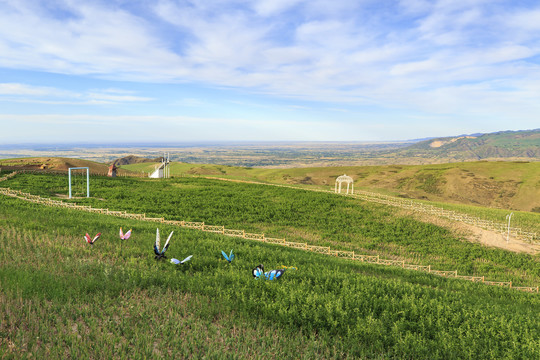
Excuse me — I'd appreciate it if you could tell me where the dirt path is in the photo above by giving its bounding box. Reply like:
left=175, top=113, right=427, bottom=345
left=465, top=224, right=539, bottom=254
left=402, top=210, right=540, bottom=255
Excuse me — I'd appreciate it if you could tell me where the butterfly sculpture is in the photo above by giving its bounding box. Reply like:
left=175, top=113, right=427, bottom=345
left=221, top=249, right=235, bottom=263
left=85, top=232, right=101, bottom=245
left=154, top=228, right=173, bottom=260
left=252, top=264, right=285, bottom=280
left=171, top=255, right=193, bottom=265
left=119, top=227, right=132, bottom=240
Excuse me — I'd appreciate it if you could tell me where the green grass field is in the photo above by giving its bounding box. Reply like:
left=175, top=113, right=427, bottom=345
left=1, top=172, right=539, bottom=286
left=1, top=170, right=539, bottom=359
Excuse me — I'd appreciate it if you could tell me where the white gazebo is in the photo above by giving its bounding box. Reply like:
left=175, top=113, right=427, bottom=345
left=335, top=174, right=354, bottom=194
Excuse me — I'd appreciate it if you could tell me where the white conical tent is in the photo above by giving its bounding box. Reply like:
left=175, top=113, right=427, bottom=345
left=335, top=174, right=354, bottom=194
left=149, top=162, right=165, bottom=178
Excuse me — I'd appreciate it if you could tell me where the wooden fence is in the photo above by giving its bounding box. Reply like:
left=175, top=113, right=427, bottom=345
left=349, top=190, right=538, bottom=243
left=0, top=171, right=537, bottom=294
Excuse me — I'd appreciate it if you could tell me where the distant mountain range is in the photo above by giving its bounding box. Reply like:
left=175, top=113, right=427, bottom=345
left=0, top=129, right=537, bottom=167
left=395, top=129, right=540, bottom=161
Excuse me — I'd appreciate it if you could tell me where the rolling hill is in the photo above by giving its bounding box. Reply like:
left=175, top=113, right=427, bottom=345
left=395, top=129, right=540, bottom=161
left=121, top=160, right=540, bottom=213
left=112, top=155, right=162, bottom=166
left=0, top=157, right=139, bottom=176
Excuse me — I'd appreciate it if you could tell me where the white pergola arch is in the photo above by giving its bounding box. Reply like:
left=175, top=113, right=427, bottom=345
left=335, top=174, right=354, bottom=194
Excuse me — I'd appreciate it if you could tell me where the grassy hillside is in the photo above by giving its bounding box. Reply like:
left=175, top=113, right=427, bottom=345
left=0, top=157, right=138, bottom=176
left=399, top=129, right=540, bottom=160
left=1, top=176, right=540, bottom=358
left=113, top=154, right=162, bottom=165
left=122, top=160, right=540, bottom=213
left=6, top=157, right=538, bottom=213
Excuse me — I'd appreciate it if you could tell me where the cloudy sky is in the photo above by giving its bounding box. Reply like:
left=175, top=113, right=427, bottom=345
left=1, top=0, right=539, bottom=143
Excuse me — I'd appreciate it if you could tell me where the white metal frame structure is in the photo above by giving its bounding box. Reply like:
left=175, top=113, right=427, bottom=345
left=68, top=167, right=90, bottom=199
left=164, top=153, right=170, bottom=178
left=149, top=153, right=171, bottom=179
left=506, top=212, right=514, bottom=243
left=335, top=174, right=354, bottom=194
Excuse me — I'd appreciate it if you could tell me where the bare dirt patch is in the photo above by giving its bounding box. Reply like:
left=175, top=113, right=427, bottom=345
left=400, top=209, right=540, bottom=255
left=464, top=225, right=539, bottom=255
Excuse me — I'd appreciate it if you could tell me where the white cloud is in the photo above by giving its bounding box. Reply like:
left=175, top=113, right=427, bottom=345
left=0, top=82, right=154, bottom=105
left=507, top=9, right=540, bottom=30
left=0, top=113, right=373, bottom=142
left=0, top=83, right=78, bottom=97
left=0, top=0, right=539, bottom=140
left=0, top=1, right=183, bottom=78
left=390, top=58, right=443, bottom=76
left=86, top=93, right=153, bottom=103
left=251, top=0, right=305, bottom=16
left=173, top=98, right=207, bottom=107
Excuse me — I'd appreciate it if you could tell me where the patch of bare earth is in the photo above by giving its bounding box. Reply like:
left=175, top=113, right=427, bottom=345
left=399, top=209, right=540, bottom=255
left=464, top=225, right=539, bottom=255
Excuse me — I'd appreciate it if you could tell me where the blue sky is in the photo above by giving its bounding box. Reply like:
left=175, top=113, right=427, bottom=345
left=1, top=0, right=539, bottom=143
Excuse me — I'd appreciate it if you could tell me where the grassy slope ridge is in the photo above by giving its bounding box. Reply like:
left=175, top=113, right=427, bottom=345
left=0, top=157, right=138, bottom=175
left=400, top=129, right=540, bottom=160
left=121, top=160, right=540, bottom=213
left=1, top=186, right=539, bottom=359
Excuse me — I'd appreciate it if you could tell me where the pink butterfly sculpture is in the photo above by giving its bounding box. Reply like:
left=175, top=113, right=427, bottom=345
left=85, top=233, right=101, bottom=245
left=119, top=227, right=132, bottom=240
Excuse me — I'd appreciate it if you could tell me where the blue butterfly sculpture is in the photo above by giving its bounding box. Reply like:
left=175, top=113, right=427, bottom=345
left=252, top=264, right=285, bottom=280
left=154, top=228, right=173, bottom=260
left=221, top=249, right=235, bottom=263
